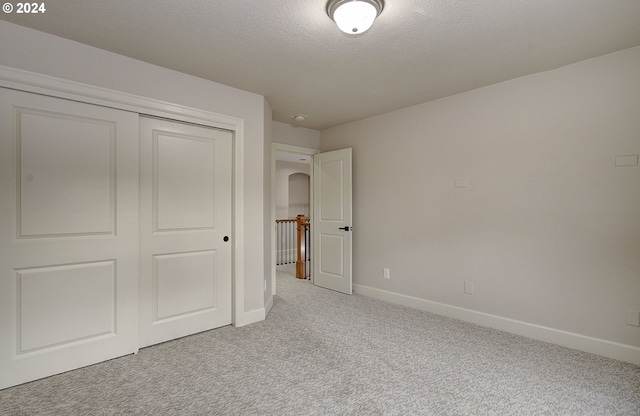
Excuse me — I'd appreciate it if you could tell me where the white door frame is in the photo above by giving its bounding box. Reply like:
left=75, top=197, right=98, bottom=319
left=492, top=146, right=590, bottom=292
left=0, top=65, right=247, bottom=327
left=270, top=143, right=318, bottom=296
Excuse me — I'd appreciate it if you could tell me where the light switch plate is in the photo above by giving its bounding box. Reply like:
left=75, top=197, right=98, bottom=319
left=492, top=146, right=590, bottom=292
left=615, top=155, right=638, bottom=167
left=454, top=179, right=469, bottom=188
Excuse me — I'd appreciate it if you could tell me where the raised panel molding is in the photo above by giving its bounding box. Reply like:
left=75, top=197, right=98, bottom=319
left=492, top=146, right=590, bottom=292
left=16, top=108, right=115, bottom=238
left=319, top=234, right=344, bottom=277
left=16, top=260, right=116, bottom=355
left=154, top=131, right=216, bottom=232
left=153, top=250, right=217, bottom=322
left=319, top=159, right=344, bottom=221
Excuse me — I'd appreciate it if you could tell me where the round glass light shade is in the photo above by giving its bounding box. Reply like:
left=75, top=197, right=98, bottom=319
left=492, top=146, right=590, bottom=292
left=332, top=1, right=379, bottom=34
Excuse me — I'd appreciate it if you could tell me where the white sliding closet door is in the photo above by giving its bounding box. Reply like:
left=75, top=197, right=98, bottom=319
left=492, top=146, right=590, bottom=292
left=0, top=88, right=139, bottom=390
left=139, top=117, right=232, bottom=348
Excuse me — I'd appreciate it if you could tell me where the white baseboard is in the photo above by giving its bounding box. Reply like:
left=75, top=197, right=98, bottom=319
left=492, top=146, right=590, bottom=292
left=265, top=295, right=274, bottom=317
left=236, top=308, right=265, bottom=327
left=354, top=284, right=640, bottom=366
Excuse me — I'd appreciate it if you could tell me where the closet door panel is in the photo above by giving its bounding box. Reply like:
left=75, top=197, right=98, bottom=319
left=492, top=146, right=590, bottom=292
left=139, top=117, right=232, bottom=348
left=0, top=88, right=139, bottom=390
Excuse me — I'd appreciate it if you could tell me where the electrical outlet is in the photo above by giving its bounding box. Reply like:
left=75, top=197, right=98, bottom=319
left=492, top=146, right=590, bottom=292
left=464, top=280, right=474, bottom=295
left=383, top=268, right=390, bottom=279
left=626, top=310, right=640, bottom=327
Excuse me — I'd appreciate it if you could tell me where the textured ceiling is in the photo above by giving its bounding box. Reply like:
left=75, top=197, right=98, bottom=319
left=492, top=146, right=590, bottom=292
left=2, top=0, right=640, bottom=130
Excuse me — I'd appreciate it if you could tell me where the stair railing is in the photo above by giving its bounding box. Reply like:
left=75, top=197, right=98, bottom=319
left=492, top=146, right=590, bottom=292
left=276, top=215, right=311, bottom=279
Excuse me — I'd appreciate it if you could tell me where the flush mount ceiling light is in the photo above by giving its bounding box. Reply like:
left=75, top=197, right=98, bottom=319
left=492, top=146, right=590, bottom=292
left=292, top=114, right=308, bottom=122
left=327, top=0, right=384, bottom=35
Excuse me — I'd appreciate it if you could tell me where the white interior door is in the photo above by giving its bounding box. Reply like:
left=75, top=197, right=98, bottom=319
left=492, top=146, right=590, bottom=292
left=139, top=117, right=232, bottom=348
left=313, top=148, right=353, bottom=294
left=0, top=88, right=139, bottom=390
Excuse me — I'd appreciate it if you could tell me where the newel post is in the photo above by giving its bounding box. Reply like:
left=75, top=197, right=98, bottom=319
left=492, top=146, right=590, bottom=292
left=296, top=215, right=309, bottom=279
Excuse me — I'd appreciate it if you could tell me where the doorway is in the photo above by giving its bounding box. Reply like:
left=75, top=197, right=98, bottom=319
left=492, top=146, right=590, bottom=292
left=270, top=144, right=317, bottom=296
left=270, top=144, right=354, bottom=297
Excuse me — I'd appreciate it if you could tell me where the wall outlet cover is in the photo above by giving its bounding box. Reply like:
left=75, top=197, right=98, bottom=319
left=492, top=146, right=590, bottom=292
left=464, top=280, right=474, bottom=295
left=626, top=310, right=640, bottom=327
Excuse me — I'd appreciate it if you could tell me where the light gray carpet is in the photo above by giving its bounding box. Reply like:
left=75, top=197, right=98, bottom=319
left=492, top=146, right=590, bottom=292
left=1, top=268, right=639, bottom=415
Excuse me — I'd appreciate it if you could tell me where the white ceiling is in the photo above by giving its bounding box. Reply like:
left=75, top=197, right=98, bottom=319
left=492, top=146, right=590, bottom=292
left=2, top=1, right=640, bottom=130
left=276, top=151, right=312, bottom=164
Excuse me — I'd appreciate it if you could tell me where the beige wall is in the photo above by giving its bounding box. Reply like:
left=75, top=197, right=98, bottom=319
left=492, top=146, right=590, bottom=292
left=289, top=173, right=310, bottom=214
left=275, top=161, right=311, bottom=219
left=0, top=21, right=268, bottom=317
left=272, top=120, right=320, bottom=149
left=321, top=46, right=640, bottom=349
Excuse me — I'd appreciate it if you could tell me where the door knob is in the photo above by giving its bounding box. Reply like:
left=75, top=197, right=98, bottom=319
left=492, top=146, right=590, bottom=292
left=338, top=226, right=351, bottom=231
left=223, top=236, right=229, bottom=242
